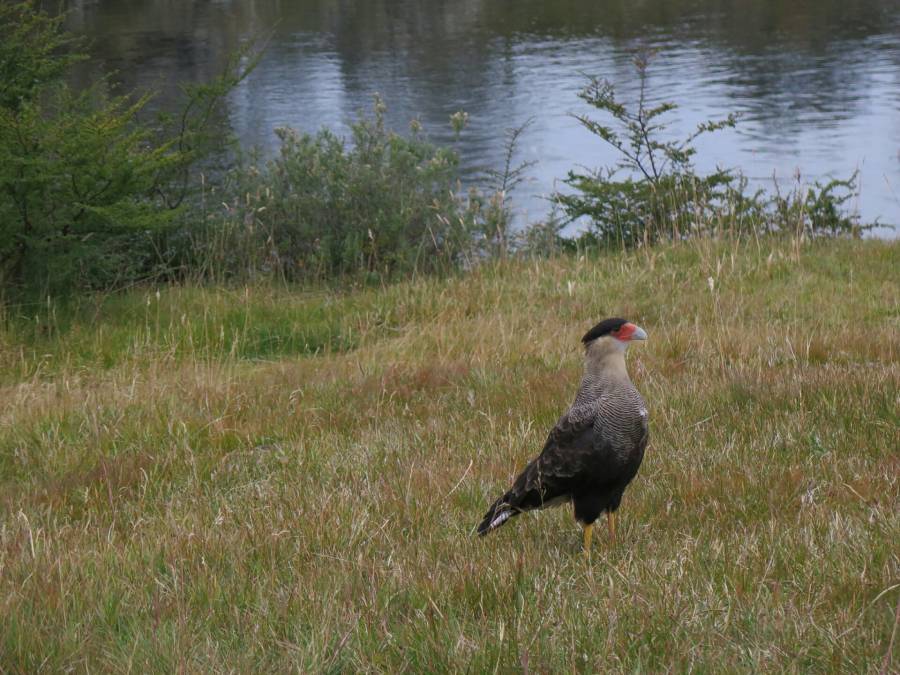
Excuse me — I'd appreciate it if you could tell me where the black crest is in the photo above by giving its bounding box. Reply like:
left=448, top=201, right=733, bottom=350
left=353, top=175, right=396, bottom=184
left=581, top=318, right=628, bottom=344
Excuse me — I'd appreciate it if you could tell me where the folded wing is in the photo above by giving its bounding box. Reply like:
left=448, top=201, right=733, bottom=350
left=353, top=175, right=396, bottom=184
left=476, top=407, right=597, bottom=535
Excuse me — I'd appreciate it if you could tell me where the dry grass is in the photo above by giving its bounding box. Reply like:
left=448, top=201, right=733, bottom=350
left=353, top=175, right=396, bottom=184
left=0, top=237, right=898, bottom=672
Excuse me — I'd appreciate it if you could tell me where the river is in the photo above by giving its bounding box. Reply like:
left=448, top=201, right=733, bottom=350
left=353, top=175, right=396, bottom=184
left=65, top=0, right=900, bottom=234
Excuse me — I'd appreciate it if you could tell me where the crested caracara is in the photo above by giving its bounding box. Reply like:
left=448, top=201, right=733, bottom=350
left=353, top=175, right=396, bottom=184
left=476, top=318, right=649, bottom=558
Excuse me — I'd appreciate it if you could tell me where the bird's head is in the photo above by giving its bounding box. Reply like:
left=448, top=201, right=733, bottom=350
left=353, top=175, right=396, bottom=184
left=581, top=318, right=647, bottom=363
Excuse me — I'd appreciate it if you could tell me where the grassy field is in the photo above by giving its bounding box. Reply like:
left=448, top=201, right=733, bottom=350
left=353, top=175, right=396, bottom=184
left=1, top=237, right=898, bottom=672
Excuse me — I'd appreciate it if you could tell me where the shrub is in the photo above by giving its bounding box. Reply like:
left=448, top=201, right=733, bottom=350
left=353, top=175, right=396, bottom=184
left=767, top=172, right=865, bottom=237
left=556, top=52, right=737, bottom=246
left=208, top=98, right=489, bottom=281
left=557, top=52, right=867, bottom=246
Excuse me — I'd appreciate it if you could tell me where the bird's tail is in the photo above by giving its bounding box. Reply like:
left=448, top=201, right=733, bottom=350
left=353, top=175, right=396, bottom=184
left=476, top=494, right=517, bottom=536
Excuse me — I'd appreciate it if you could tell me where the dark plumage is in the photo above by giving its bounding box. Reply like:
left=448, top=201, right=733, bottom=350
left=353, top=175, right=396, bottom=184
left=580, top=317, right=629, bottom=343
left=477, top=319, right=649, bottom=555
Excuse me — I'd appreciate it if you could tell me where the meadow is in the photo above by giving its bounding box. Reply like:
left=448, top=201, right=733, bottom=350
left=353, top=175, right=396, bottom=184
left=1, top=236, right=898, bottom=672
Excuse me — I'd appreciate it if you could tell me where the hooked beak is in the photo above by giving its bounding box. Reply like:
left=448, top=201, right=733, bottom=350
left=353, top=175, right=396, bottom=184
left=629, top=324, right=648, bottom=341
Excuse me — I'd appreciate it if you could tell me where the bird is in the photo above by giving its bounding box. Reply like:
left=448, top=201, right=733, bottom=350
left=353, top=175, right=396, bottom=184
left=476, top=318, right=649, bottom=558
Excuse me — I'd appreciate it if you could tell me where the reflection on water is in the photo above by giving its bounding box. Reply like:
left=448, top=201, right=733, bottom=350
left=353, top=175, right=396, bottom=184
left=66, top=0, right=900, bottom=233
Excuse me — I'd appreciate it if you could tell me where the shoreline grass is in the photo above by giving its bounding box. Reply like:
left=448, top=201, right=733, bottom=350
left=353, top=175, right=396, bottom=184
left=1, top=237, right=898, bottom=672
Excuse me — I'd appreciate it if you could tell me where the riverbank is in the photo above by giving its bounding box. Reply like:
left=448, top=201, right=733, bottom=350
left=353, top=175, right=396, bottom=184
left=1, top=237, right=898, bottom=671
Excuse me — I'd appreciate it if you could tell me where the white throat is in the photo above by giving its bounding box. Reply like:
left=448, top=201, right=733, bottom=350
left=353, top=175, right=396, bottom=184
left=584, top=336, right=630, bottom=381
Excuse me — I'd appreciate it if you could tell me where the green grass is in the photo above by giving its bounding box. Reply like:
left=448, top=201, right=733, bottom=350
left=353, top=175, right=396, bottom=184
left=1, top=237, right=898, bottom=672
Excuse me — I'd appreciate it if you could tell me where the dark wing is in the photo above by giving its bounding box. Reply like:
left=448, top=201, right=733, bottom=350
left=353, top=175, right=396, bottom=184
left=476, top=407, right=597, bottom=535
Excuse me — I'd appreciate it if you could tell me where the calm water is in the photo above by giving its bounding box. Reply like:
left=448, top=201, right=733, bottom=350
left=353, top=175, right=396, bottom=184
left=66, top=0, right=900, bottom=233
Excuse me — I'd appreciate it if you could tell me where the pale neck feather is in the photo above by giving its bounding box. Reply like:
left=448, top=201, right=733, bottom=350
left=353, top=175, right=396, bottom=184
left=584, top=336, right=631, bottom=383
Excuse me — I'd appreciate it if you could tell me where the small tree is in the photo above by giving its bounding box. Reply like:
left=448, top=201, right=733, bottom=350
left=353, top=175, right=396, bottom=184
left=556, top=52, right=737, bottom=245
left=0, top=1, right=257, bottom=299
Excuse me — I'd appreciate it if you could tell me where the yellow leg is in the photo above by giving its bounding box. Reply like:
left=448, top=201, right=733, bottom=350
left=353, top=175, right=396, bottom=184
left=607, top=511, right=616, bottom=546
left=582, top=523, right=593, bottom=560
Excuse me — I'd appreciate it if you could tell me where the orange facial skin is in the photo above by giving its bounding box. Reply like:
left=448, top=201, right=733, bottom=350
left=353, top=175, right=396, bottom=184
left=613, top=322, right=638, bottom=341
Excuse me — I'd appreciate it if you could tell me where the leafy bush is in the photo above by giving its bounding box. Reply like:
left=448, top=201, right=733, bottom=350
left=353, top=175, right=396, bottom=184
left=766, top=172, right=865, bottom=237
left=556, top=53, right=737, bottom=246
left=557, top=52, right=867, bottom=246
left=207, top=99, right=492, bottom=281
